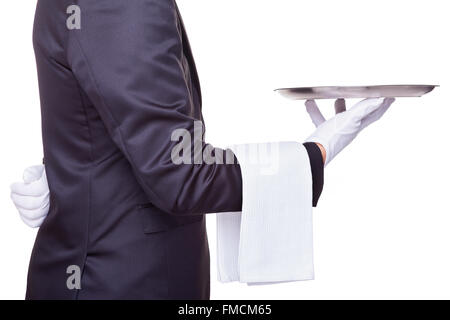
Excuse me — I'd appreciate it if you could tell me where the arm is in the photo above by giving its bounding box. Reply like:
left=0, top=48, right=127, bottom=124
left=67, top=0, right=243, bottom=216
left=67, top=1, right=330, bottom=216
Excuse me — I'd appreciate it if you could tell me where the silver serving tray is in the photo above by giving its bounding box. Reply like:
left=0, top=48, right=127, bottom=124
left=275, top=85, right=438, bottom=100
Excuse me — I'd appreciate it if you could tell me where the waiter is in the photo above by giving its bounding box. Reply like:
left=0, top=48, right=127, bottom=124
left=10, top=0, right=393, bottom=299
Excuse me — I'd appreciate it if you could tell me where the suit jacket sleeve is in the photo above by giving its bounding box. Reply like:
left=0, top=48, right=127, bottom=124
left=66, top=0, right=324, bottom=216
left=67, top=0, right=243, bottom=215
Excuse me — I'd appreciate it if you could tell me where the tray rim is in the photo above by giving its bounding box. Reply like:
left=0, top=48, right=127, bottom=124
left=275, top=84, right=439, bottom=92
left=274, top=84, right=439, bottom=100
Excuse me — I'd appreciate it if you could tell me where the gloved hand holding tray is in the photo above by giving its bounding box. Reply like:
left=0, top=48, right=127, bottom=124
left=275, top=85, right=438, bottom=100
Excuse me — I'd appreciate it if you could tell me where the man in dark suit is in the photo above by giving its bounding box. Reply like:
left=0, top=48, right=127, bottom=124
left=24, top=0, right=324, bottom=299
left=29, top=0, right=240, bottom=300
left=12, top=0, right=392, bottom=299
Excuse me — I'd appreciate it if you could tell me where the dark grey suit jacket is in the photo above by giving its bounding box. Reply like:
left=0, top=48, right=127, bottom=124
left=28, top=0, right=323, bottom=300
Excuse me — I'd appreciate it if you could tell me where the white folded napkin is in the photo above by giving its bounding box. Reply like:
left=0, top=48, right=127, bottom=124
left=217, top=142, right=314, bottom=284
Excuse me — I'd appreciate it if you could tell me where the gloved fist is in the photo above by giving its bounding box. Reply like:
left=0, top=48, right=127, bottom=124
left=10, top=165, right=50, bottom=228
left=305, top=98, right=395, bottom=166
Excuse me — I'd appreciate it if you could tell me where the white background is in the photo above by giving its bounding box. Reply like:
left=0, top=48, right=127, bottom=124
left=0, top=0, right=448, bottom=300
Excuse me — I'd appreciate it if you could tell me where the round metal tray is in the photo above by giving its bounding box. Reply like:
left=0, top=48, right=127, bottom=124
left=275, top=85, right=438, bottom=100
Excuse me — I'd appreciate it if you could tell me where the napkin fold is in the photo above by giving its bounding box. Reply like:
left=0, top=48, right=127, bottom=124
left=217, top=142, right=314, bottom=284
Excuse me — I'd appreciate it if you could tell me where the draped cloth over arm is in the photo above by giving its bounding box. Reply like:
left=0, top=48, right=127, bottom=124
left=217, top=142, right=314, bottom=284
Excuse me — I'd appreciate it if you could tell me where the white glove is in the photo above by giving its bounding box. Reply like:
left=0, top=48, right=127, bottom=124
left=10, top=165, right=50, bottom=228
left=305, top=97, right=395, bottom=166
